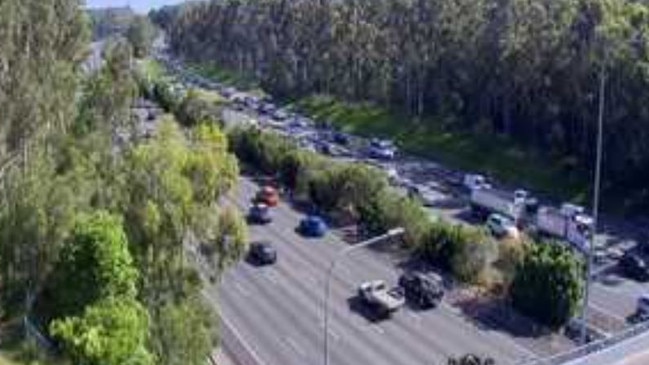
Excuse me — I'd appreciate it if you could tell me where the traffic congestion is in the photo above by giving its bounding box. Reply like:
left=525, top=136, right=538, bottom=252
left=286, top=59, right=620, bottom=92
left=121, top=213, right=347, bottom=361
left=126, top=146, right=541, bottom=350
left=154, top=50, right=649, bottom=342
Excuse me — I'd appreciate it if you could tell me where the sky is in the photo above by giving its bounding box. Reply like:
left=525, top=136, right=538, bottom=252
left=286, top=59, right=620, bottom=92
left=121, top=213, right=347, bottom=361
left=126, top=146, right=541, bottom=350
left=86, top=0, right=187, bottom=14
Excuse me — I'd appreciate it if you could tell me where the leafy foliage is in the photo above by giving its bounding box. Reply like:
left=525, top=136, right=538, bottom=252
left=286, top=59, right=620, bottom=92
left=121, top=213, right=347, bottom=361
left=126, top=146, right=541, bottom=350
left=126, top=16, right=157, bottom=58
left=149, top=297, right=215, bottom=365
left=0, top=0, right=89, bottom=155
left=165, top=0, right=649, bottom=212
left=50, top=297, right=153, bottom=365
left=46, top=211, right=138, bottom=319
left=510, top=243, right=584, bottom=329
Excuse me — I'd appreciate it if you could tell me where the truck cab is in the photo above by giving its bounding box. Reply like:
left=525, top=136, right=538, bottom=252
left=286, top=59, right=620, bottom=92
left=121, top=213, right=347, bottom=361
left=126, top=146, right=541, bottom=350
left=358, top=280, right=405, bottom=317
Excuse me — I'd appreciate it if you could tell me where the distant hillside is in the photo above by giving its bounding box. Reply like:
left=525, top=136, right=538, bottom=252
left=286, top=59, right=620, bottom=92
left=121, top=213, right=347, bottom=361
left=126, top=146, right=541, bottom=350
left=87, top=6, right=136, bottom=40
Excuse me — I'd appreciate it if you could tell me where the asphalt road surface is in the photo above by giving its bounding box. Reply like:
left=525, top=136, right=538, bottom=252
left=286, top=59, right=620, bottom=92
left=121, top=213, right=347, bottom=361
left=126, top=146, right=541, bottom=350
left=153, top=49, right=649, bottom=356
left=213, top=177, right=537, bottom=365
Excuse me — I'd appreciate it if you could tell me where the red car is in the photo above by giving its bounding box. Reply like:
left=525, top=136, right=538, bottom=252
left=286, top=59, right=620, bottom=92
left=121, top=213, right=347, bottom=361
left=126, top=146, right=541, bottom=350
left=256, top=186, right=279, bottom=207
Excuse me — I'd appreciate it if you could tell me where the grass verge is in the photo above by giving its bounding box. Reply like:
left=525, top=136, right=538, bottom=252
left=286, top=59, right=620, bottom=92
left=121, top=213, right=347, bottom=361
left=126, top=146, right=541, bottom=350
left=177, top=59, right=588, bottom=203
left=188, top=63, right=268, bottom=97
left=294, top=94, right=588, bottom=202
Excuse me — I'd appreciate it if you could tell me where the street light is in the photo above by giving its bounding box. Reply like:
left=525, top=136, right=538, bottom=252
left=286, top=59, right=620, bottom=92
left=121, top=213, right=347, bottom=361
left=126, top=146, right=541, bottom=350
left=323, top=227, right=405, bottom=365
left=579, top=61, right=606, bottom=345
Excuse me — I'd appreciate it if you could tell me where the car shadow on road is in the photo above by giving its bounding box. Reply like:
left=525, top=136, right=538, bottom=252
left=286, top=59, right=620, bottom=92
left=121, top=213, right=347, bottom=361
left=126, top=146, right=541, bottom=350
left=347, top=296, right=391, bottom=323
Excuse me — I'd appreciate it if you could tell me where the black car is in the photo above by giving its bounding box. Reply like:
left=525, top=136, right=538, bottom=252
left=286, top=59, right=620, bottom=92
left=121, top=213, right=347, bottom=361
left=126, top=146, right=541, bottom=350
left=248, top=241, right=277, bottom=265
left=332, top=132, right=350, bottom=145
left=620, top=253, right=649, bottom=281
left=399, top=272, right=444, bottom=309
left=247, top=203, right=272, bottom=224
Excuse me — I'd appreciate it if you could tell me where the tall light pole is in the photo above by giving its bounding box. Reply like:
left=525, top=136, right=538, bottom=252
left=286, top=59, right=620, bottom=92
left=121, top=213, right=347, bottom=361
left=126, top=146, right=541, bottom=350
left=323, top=227, right=405, bottom=365
left=580, top=61, right=606, bottom=345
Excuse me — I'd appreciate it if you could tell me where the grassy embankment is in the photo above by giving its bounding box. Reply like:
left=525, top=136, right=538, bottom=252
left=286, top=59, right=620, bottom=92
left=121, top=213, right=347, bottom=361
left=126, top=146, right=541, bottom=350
left=176, top=62, right=589, bottom=203
left=294, top=95, right=588, bottom=203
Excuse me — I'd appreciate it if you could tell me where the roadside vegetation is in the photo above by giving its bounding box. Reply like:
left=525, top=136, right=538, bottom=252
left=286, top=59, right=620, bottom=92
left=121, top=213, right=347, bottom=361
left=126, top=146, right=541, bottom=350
left=295, top=95, right=586, bottom=202
left=228, top=126, right=584, bottom=329
left=0, top=3, right=245, bottom=364
left=160, top=0, right=649, bottom=214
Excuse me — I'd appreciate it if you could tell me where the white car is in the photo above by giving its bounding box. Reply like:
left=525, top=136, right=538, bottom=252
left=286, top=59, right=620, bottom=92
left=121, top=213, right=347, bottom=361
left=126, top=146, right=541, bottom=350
left=486, top=213, right=519, bottom=239
left=358, top=280, right=405, bottom=316
left=464, top=174, right=491, bottom=191
left=560, top=202, right=586, bottom=217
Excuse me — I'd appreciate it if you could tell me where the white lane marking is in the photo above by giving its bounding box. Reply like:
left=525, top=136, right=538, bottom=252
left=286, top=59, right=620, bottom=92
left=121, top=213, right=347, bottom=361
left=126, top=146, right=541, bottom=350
left=370, top=325, right=385, bottom=335
left=589, top=302, right=627, bottom=324
left=303, top=273, right=318, bottom=285
left=233, top=282, right=251, bottom=297
left=264, top=270, right=279, bottom=284
left=284, top=336, right=306, bottom=357
left=317, top=321, right=342, bottom=341
left=405, top=310, right=420, bottom=324
left=201, top=290, right=268, bottom=365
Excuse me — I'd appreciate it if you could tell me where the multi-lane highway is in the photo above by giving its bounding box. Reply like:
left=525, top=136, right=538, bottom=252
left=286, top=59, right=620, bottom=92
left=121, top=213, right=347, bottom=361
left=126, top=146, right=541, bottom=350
left=151, top=48, right=649, bottom=364
left=206, top=177, right=540, bottom=365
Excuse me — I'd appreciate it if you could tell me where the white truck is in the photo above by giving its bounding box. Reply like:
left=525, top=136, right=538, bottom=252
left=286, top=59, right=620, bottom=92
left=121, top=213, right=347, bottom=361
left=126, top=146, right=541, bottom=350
left=358, top=280, right=405, bottom=317
left=470, top=188, right=527, bottom=222
left=535, top=205, right=593, bottom=251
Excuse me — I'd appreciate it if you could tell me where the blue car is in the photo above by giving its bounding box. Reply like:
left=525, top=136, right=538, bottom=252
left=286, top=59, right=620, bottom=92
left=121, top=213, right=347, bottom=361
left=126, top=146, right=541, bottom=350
left=298, top=215, right=328, bottom=237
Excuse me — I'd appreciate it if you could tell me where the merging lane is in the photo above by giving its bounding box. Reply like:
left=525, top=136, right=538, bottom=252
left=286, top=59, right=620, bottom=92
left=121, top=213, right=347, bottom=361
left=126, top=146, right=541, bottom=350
left=211, top=177, right=537, bottom=365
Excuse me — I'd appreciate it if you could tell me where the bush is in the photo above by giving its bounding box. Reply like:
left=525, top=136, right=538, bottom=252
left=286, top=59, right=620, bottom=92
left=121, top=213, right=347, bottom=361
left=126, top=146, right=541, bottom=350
left=176, top=90, right=224, bottom=127
left=358, top=192, right=429, bottom=247
left=451, top=232, right=497, bottom=284
left=510, top=242, right=584, bottom=329
left=308, top=163, right=387, bottom=218
left=494, top=238, right=529, bottom=290
left=229, top=128, right=295, bottom=174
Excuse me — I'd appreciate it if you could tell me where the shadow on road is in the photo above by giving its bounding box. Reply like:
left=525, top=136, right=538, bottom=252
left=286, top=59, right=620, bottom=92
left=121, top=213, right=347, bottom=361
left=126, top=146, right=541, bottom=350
left=454, top=296, right=549, bottom=339
left=347, top=296, right=392, bottom=323
left=427, top=196, right=466, bottom=210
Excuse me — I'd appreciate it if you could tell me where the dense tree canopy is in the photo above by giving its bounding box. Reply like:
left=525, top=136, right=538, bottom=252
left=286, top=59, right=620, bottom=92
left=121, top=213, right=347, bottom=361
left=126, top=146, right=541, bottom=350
left=0, top=0, right=89, bottom=156
left=510, top=243, right=584, bottom=329
left=0, top=17, right=244, bottom=362
left=165, top=0, right=649, bottom=212
left=47, top=211, right=138, bottom=319
left=87, top=6, right=136, bottom=40
left=126, top=16, right=158, bottom=58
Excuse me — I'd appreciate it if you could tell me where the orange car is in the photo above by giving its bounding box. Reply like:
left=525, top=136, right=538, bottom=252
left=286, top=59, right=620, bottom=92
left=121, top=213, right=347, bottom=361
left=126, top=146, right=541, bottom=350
left=256, top=186, right=279, bottom=207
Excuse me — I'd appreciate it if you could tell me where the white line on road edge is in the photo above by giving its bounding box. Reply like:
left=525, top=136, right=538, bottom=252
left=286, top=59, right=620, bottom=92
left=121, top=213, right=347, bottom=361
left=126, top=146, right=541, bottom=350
left=201, top=290, right=268, bottom=365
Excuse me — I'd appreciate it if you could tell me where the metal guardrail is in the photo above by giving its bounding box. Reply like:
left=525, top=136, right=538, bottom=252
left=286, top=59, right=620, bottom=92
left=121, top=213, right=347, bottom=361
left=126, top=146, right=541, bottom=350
left=519, top=320, right=649, bottom=365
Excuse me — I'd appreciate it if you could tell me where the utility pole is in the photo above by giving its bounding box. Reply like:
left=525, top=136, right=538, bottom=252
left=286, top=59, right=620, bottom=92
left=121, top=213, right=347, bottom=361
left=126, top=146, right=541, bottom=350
left=580, top=61, right=606, bottom=345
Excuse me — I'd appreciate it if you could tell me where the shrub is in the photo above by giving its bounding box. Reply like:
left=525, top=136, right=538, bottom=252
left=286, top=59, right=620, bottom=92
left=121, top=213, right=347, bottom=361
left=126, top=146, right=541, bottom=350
left=358, top=192, right=429, bottom=247
left=451, top=232, right=497, bottom=284
left=229, top=128, right=294, bottom=174
left=510, top=242, right=584, bottom=329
